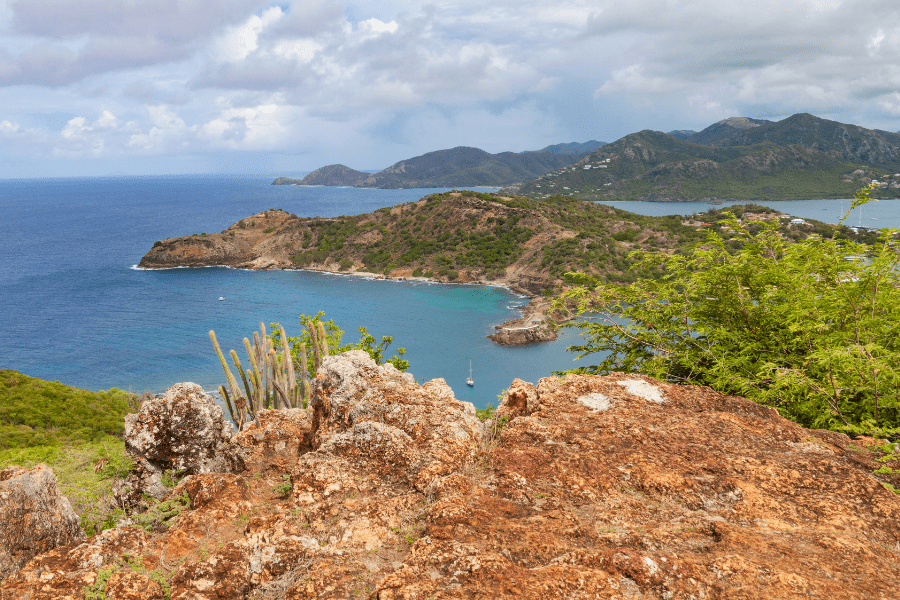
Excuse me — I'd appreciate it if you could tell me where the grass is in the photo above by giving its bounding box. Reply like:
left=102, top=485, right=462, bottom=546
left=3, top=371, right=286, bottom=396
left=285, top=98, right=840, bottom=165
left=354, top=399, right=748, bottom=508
left=0, top=370, right=138, bottom=535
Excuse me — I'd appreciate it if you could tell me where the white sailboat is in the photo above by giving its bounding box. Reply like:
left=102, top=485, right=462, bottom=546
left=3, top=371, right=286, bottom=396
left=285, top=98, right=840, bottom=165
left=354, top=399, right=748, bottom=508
left=466, top=360, right=474, bottom=387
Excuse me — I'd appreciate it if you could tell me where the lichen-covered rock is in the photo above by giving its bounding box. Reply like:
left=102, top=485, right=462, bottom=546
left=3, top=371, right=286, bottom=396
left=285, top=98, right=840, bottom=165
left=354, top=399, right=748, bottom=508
left=0, top=527, right=151, bottom=599
left=5, top=359, right=900, bottom=599
left=118, top=382, right=234, bottom=503
left=227, top=408, right=313, bottom=475
left=497, top=377, right=540, bottom=420
left=310, top=350, right=482, bottom=491
left=0, top=464, right=83, bottom=582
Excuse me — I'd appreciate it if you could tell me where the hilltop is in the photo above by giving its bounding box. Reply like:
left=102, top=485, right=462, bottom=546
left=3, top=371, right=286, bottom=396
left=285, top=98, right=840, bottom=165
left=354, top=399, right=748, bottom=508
left=139, top=191, right=866, bottom=296
left=526, top=140, right=606, bottom=154
left=273, top=146, right=589, bottom=189
left=506, top=114, right=900, bottom=201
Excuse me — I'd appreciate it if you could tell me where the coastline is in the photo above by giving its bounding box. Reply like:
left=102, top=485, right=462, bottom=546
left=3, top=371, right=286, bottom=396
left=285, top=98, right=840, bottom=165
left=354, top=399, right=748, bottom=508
left=134, top=261, right=556, bottom=346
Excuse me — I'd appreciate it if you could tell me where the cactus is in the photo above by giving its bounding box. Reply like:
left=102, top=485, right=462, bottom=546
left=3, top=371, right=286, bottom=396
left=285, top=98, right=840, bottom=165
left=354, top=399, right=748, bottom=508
left=210, top=321, right=315, bottom=430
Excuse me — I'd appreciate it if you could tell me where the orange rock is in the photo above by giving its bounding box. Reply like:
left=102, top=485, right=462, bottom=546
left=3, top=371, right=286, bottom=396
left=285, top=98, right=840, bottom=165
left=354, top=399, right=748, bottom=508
left=4, top=358, right=900, bottom=599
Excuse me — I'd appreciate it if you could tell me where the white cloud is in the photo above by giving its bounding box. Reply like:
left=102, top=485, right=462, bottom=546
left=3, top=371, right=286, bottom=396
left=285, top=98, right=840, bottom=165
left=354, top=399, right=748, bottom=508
left=215, top=5, right=284, bottom=62
left=3, top=0, right=900, bottom=176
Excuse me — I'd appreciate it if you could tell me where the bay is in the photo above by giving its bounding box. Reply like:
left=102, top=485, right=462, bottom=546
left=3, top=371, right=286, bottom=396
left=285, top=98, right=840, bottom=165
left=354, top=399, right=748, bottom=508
left=0, top=175, right=585, bottom=408
left=2, top=174, right=891, bottom=409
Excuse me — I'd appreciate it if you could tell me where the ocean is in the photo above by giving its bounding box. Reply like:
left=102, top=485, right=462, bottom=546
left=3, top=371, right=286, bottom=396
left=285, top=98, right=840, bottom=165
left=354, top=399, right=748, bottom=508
left=2, top=174, right=896, bottom=408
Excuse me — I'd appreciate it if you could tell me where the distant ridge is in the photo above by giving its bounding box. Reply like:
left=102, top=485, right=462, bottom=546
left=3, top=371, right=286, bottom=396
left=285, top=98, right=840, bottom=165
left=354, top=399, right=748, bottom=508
left=505, top=113, right=900, bottom=202
left=665, top=130, right=696, bottom=140
left=274, top=146, right=586, bottom=189
left=683, top=117, right=773, bottom=146
left=527, top=140, right=606, bottom=155
left=276, top=165, right=370, bottom=187
left=691, top=113, right=900, bottom=168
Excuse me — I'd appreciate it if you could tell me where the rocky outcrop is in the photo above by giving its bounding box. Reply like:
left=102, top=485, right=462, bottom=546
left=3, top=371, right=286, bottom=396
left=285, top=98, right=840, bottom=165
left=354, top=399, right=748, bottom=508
left=226, top=408, right=313, bottom=475
left=0, top=464, right=84, bottom=582
left=118, top=382, right=234, bottom=504
left=5, top=355, right=900, bottom=598
left=488, top=296, right=561, bottom=345
left=488, top=322, right=557, bottom=345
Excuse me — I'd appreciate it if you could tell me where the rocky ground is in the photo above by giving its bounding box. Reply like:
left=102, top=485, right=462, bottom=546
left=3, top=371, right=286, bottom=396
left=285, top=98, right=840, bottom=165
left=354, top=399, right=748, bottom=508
left=4, top=351, right=899, bottom=599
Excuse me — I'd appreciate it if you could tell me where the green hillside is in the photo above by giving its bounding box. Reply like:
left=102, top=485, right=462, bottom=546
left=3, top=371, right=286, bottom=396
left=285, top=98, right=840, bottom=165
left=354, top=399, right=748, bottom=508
left=273, top=146, right=584, bottom=189
left=0, top=371, right=137, bottom=534
left=508, top=129, right=900, bottom=202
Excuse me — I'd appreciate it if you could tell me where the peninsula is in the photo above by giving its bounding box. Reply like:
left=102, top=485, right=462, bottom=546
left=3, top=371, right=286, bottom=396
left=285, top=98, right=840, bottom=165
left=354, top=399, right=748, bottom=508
left=139, top=191, right=862, bottom=344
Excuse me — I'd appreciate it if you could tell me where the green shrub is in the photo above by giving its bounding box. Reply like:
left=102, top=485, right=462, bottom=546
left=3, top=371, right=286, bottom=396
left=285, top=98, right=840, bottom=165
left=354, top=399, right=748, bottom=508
left=556, top=185, right=900, bottom=438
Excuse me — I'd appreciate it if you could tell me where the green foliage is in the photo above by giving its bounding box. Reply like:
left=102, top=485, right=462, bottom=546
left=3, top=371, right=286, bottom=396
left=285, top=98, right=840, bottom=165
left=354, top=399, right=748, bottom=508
left=556, top=185, right=900, bottom=438
left=0, top=435, right=135, bottom=536
left=83, top=566, right=114, bottom=599
left=130, top=490, right=190, bottom=532
left=272, top=473, right=292, bottom=497
left=0, top=370, right=134, bottom=449
left=475, top=403, right=496, bottom=421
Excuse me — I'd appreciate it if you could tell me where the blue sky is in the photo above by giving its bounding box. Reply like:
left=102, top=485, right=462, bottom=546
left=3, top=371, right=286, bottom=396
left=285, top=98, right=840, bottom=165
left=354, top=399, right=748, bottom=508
left=0, top=0, right=899, bottom=178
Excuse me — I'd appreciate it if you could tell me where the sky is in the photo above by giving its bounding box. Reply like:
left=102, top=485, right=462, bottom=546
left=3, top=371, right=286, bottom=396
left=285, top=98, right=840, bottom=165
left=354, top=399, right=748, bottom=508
left=0, top=0, right=899, bottom=178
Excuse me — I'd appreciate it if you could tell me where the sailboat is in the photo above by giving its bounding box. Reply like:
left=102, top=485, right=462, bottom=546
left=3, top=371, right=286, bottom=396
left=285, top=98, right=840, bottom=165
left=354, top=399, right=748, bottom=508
left=466, top=360, right=474, bottom=387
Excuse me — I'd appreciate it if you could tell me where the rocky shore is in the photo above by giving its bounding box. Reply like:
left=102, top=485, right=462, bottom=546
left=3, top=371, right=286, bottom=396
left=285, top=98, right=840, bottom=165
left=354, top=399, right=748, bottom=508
left=487, top=296, right=561, bottom=345
left=3, top=350, right=899, bottom=598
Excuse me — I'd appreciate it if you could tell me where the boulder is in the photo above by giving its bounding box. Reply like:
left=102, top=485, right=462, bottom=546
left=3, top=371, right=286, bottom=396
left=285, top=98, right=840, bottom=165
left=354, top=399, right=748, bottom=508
left=6, top=358, right=900, bottom=599
left=496, top=377, right=540, bottom=420
left=118, top=382, right=234, bottom=504
left=0, top=464, right=83, bottom=581
left=227, top=408, right=313, bottom=475
left=309, top=350, right=482, bottom=491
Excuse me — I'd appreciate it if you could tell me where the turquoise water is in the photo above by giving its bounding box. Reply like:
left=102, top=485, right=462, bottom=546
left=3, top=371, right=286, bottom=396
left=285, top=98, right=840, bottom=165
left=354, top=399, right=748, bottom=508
left=0, top=175, right=585, bottom=407
left=2, top=175, right=890, bottom=408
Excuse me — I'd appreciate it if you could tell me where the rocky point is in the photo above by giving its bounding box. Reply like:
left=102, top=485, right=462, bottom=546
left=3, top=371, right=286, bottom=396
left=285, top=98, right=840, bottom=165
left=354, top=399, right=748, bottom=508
left=2, top=350, right=899, bottom=598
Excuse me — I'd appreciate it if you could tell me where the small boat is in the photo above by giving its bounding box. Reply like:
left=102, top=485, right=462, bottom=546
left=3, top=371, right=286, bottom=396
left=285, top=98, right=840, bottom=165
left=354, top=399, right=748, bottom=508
left=218, top=297, right=225, bottom=301
left=466, top=360, right=474, bottom=387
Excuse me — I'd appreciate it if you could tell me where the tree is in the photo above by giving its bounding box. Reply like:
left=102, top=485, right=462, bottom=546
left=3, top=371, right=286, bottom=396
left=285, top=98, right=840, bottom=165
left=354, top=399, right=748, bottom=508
left=555, top=185, right=900, bottom=438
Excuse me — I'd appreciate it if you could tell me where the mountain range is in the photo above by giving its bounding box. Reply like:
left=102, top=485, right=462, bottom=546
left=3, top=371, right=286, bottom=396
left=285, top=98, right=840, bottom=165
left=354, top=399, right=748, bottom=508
left=273, top=142, right=606, bottom=189
left=504, top=114, right=900, bottom=201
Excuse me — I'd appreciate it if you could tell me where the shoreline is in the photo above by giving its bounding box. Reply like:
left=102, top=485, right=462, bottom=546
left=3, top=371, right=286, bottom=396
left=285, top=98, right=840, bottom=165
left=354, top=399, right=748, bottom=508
left=134, top=262, right=554, bottom=346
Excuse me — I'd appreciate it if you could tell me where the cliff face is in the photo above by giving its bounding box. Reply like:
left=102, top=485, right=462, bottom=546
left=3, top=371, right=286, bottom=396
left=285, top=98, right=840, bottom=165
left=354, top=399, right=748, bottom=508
left=4, top=351, right=900, bottom=599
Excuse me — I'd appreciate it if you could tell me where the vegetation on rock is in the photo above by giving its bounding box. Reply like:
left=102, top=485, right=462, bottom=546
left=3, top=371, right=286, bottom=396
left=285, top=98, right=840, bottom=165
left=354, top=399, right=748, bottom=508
left=556, top=185, right=900, bottom=439
left=211, top=313, right=408, bottom=428
left=141, top=192, right=867, bottom=297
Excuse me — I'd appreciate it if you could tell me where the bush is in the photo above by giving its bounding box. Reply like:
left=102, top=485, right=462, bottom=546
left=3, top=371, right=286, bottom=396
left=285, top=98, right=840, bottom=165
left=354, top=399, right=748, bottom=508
left=556, top=185, right=900, bottom=439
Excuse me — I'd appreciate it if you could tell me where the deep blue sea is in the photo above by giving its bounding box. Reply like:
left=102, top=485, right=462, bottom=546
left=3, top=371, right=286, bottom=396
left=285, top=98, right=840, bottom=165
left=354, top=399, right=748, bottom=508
left=0, top=175, right=586, bottom=408
left=1, top=175, right=897, bottom=408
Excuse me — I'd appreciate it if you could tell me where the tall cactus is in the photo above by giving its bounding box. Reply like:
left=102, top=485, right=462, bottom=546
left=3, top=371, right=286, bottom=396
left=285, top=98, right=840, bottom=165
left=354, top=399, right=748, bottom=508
left=210, top=321, right=319, bottom=430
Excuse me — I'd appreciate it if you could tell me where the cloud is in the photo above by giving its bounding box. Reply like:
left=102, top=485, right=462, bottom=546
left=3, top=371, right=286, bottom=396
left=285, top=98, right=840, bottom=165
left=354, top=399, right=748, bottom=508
left=586, top=0, right=900, bottom=122
left=4, top=0, right=900, bottom=176
left=0, top=0, right=271, bottom=86
left=9, top=0, right=269, bottom=42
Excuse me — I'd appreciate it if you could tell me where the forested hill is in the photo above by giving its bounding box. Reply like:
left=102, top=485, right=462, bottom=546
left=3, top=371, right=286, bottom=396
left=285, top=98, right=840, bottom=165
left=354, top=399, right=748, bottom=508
left=687, top=113, right=900, bottom=169
left=272, top=146, right=585, bottom=189
left=505, top=127, right=900, bottom=202
left=139, top=191, right=867, bottom=296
